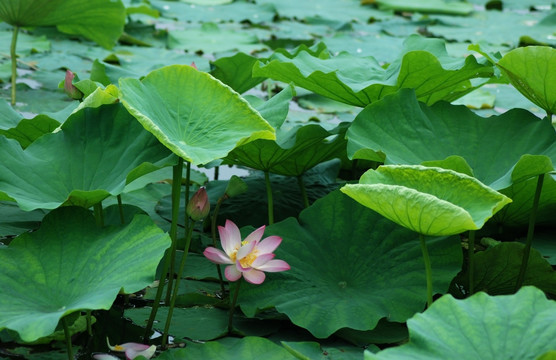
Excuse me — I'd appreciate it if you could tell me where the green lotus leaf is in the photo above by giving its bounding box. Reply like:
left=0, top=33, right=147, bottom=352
left=281, top=341, right=370, bottom=360
left=238, top=190, right=462, bottom=338
left=365, top=287, right=556, bottom=360
left=0, top=0, right=125, bottom=49
left=494, top=173, right=556, bottom=226
left=210, top=52, right=267, bottom=94
left=0, top=207, right=171, bottom=342
left=347, top=89, right=556, bottom=189
left=454, top=242, right=556, bottom=297
left=224, top=123, right=348, bottom=177
left=0, top=103, right=173, bottom=211
left=371, top=0, right=474, bottom=15
left=125, top=307, right=280, bottom=341
left=157, top=337, right=297, bottom=360
left=0, top=99, right=76, bottom=148
left=119, top=65, right=275, bottom=165
left=497, top=46, right=556, bottom=116
left=341, top=165, right=512, bottom=236
left=253, top=35, right=493, bottom=107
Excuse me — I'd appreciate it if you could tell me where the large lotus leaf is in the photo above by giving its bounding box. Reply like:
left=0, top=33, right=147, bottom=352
left=210, top=52, right=267, bottom=94
left=0, top=0, right=125, bottom=49
left=238, top=190, right=462, bottom=338
left=224, top=123, right=348, bottom=177
left=341, top=165, right=512, bottom=236
left=347, top=89, right=556, bottom=189
left=253, top=35, right=493, bottom=107
left=365, top=286, right=556, bottom=360
left=119, top=65, right=275, bottom=165
left=0, top=103, right=173, bottom=211
left=368, top=0, right=474, bottom=15
left=157, top=337, right=297, bottom=360
left=0, top=202, right=45, bottom=237
left=0, top=207, right=171, bottom=342
left=453, top=242, right=556, bottom=297
left=497, top=46, right=556, bottom=116
left=494, top=173, right=556, bottom=226
left=0, top=99, right=77, bottom=148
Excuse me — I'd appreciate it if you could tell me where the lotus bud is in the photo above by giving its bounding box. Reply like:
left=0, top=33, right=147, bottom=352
left=64, top=70, right=83, bottom=100
left=187, top=187, right=210, bottom=221
left=224, top=175, right=248, bottom=199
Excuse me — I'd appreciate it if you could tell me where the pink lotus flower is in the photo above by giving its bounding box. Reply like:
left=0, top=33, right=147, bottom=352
left=93, top=339, right=156, bottom=360
left=203, top=220, right=290, bottom=284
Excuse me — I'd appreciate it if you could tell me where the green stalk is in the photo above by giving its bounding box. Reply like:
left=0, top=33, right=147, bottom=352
left=184, top=161, right=191, bottom=235
left=211, top=196, right=226, bottom=295
left=93, top=202, right=104, bottom=227
left=117, top=194, right=125, bottom=224
left=228, top=280, right=242, bottom=334
left=264, top=171, right=274, bottom=225
left=10, top=26, right=19, bottom=105
left=297, top=175, right=310, bottom=208
left=515, top=173, right=544, bottom=291
left=143, top=247, right=171, bottom=342
left=468, top=230, right=476, bottom=296
left=62, top=316, right=74, bottom=360
left=165, top=159, right=184, bottom=304
left=86, top=310, right=92, bottom=336
left=214, top=166, right=219, bottom=180
left=162, top=219, right=194, bottom=347
left=419, top=234, right=433, bottom=308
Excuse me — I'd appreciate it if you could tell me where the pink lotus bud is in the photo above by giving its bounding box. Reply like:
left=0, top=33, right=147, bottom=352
left=186, top=187, right=210, bottom=221
left=64, top=70, right=83, bottom=100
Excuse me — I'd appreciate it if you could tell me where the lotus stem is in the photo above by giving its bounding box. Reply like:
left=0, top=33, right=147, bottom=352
left=214, top=166, right=219, bottom=180
left=468, top=230, right=476, bottom=296
left=165, top=158, right=184, bottom=304
left=143, top=247, right=171, bottom=342
left=86, top=310, right=93, bottom=336
left=297, top=175, right=310, bottom=208
left=62, top=316, right=74, bottom=360
left=515, top=173, right=544, bottom=291
left=184, top=160, right=191, bottom=235
left=117, top=194, right=125, bottom=224
left=93, top=202, right=104, bottom=227
left=419, top=234, right=433, bottom=308
left=162, top=219, right=194, bottom=347
left=10, top=26, right=19, bottom=105
left=264, top=171, right=274, bottom=225
left=228, top=279, right=242, bottom=334
left=211, top=196, right=226, bottom=295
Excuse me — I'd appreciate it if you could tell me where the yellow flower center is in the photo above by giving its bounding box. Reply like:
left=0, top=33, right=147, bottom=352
left=114, top=345, right=125, bottom=351
left=229, top=240, right=258, bottom=267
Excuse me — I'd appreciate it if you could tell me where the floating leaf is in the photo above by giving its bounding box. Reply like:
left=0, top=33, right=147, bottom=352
left=119, top=65, right=275, bottom=165
left=368, top=0, right=474, bottom=15
left=238, top=190, right=462, bottom=338
left=341, top=165, right=512, bottom=236
left=0, top=104, right=173, bottom=211
left=157, top=337, right=297, bottom=360
left=0, top=207, right=171, bottom=342
left=365, top=287, right=556, bottom=360
left=497, top=46, right=556, bottom=116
